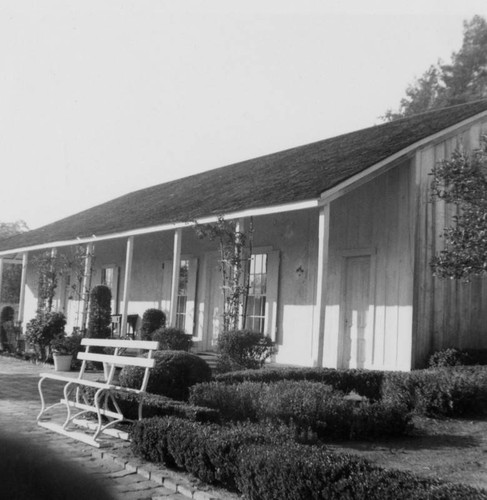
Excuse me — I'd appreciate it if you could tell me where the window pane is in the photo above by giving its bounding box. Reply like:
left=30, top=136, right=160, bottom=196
left=245, top=253, right=267, bottom=334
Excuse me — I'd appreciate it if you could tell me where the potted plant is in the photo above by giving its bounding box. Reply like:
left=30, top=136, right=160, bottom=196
left=50, top=334, right=82, bottom=371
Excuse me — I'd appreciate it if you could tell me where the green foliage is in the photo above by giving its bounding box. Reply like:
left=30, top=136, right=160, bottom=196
left=190, top=380, right=411, bottom=440
left=190, top=381, right=263, bottom=421
left=86, top=285, right=112, bottom=338
left=130, top=417, right=291, bottom=489
left=131, top=418, right=487, bottom=499
left=0, top=306, right=15, bottom=350
left=0, top=220, right=28, bottom=239
left=194, top=216, right=253, bottom=332
left=1, top=263, right=21, bottom=304
left=236, top=443, right=487, bottom=500
left=215, top=366, right=385, bottom=400
left=151, top=327, right=193, bottom=351
left=381, top=366, right=487, bottom=417
left=217, top=330, right=274, bottom=371
left=83, top=387, right=220, bottom=423
left=50, top=333, right=82, bottom=356
left=384, top=16, right=487, bottom=120
left=140, top=309, right=166, bottom=340
left=428, top=347, right=472, bottom=367
left=431, top=140, right=487, bottom=280
left=119, top=350, right=211, bottom=400
left=25, top=311, right=66, bottom=361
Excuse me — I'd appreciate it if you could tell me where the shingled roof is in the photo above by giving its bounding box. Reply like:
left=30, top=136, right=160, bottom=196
left=2, top=99, right=487, bottom=253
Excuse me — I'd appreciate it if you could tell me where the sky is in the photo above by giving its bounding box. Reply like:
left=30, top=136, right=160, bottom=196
left=1, top=0, right=486, bottom=230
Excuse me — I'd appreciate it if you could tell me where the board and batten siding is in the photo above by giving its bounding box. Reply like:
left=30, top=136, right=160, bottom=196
left=413, top=118, right=487, bottom=367
left=323, top=158, right=415, bottom=370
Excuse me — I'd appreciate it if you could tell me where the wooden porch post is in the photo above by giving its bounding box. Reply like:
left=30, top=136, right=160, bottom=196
left=18, top=252, right=28, bottom=324
left=169, top=229, right=182, bottom=327
left=81, top=242, right=94, bottom=333
left=0, top=257, right=3, bottom=304
left=121, top=236, right=134, bottom=336
left=235, top=218, right=246, bottom=330
left=312, top=203, right=330, bottom=367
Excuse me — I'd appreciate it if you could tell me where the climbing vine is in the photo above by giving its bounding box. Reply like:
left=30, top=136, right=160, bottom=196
left=431, top=136, right=487, bottom=280
left=194, top=216, right=253, bottom=332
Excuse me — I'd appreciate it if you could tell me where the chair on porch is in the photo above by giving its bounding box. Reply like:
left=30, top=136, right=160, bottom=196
left=110, top=314, right=139, bottom=339
left=110, top=314, right=122, bottom=338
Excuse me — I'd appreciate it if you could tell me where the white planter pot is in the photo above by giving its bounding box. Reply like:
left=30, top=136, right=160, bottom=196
left=53, top=354, right=73, bottom=372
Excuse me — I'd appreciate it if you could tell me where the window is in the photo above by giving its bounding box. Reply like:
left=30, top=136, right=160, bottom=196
left=161, top=257, right=198, bottom=335
left=245, top=253, right=268, bottom=334
left=101, top=267, right=114, bottom=288
left=175, top=260, right=189, bottom=331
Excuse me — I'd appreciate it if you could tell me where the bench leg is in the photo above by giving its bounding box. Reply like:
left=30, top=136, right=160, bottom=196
left=37, top=376, right=65, bottom=422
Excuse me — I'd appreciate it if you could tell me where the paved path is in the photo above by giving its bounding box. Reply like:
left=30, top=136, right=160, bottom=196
left=0, top=356, right=236, bottom=500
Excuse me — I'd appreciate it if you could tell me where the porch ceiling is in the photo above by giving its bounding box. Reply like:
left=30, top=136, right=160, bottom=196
left=2, top=99, right=487, bottom=253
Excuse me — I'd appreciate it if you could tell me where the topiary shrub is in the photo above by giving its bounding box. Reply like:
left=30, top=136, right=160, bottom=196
left=119, top=350, right=212, bottom=400
left=189, top=381, right=263, bottom=422
left=87, top=285, right=112, bottom=339
left=130, top=416, right=292, bottom=489
left=0, top=305, right=15, bottom=350
left=191, top=380, right=411, bottom=440
left=151, top=327, right=193, bottom=351
left=140, top=309, right=166, bottom=340
left=215, top=366, right=386, bottom=401
left=236, top=442, right=487, bottom=500
left=217, top=330, right=274, bottom=371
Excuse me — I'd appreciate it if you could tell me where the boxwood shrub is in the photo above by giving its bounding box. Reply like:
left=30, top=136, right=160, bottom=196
left=382, top=366, right=487, bottom=417
left=119, top=350, right=211, bottom=400
left=131, top=417, right=487, bottom=499
left=131, top=416, right=292, bottom=489
left=215, top=366, right=385, bottom=400
left=82, top=387, right=220, bottom=423
left=237, top=442, right=487, bottom=500
left=190, top=380, right=412, bottom=440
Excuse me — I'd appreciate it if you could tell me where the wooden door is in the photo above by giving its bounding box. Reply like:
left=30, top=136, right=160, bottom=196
left=341, top=255, right=371, bottom=369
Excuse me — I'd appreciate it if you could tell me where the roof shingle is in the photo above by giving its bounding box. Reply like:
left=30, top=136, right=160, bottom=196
left=2, top=100, right=487, bottom=252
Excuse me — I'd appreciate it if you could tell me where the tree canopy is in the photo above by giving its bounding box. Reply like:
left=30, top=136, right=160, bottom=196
left=431, top=138, right=487, bottom=280
left=0, top=220, right=29, bottom=240
left=384, top=15, right=487, bottom=121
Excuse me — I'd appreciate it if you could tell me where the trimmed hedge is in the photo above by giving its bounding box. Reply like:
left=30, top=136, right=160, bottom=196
left=131, top=417, right=487, bottom=499
left=119, top=350, right=211, bottom=400
left=217, top=329, right=274, bottom=371
left=82, top=387, right=220, bottom=423
left=382, top=366, right=487, bottom=417
left=429, top=348, right=487, bottom=367
left=190, top=380, right=412, bottom=440
left=151, top=327, right=193, bottom=351
left=131, top=417, right=292, bottom=490
left=189, top=381, right=263, bottom=421
left=215, top=366, right=385, bottom=400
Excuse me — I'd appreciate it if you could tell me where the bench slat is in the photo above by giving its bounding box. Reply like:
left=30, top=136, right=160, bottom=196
left=78, top=352, right=155, bottom=368
left=81, top=338, right=159, bottom=350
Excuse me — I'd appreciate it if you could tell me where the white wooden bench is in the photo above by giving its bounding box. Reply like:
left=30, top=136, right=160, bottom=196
left=37, top=338, right=159, bottom=448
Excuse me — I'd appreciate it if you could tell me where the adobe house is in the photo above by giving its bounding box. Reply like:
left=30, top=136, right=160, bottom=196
left=1, top=100, right=487, bottom=370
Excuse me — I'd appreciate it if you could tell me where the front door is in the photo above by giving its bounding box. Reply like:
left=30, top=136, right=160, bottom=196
left=341, top=255, right=371, bottom=369
left=203, top=252, right=223, bottom=351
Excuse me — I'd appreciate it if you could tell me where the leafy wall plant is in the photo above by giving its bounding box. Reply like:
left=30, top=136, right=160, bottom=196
left=194, top=216, right=254, bottom=332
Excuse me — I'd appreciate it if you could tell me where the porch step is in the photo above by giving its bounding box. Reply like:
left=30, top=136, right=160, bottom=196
left=196, top=351, right=219, bottom=370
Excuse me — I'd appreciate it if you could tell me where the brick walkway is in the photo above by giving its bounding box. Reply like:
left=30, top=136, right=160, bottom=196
left=0, top=356, right=237, bottom=500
